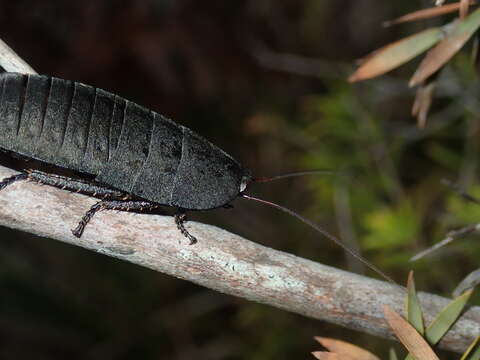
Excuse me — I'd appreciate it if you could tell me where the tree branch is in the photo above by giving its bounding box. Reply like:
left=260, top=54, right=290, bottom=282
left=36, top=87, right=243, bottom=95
left=0, top=37, right=37, bottom=74
left=0, top=165, right=478, bottom=353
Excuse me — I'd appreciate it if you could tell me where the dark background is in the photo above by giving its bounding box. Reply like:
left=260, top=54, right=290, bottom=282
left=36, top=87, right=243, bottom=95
left=0, top=1, right=478, bottom=359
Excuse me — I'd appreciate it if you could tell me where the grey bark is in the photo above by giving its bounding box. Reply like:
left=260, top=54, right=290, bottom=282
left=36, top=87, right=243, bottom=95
left=0, top=38, right=37, bottom=74
left=0, top=165, right=478, bottom=353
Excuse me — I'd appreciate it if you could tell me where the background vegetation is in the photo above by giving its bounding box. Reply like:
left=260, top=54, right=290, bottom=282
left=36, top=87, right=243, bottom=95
left=0, top=1, right=477, bottom=359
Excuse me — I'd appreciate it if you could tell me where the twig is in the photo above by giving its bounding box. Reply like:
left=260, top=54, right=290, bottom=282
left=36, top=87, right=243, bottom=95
left=410, top=223, right=480, bottom=261
left=0, top=165, right=478, bottom=354
left=251, top=45, right=347, bottom=79
left=441, top=178, right=480, bottom=204
left=410, top=179, right=480, bottom=261
left=0, top=38, right=37, bottom=74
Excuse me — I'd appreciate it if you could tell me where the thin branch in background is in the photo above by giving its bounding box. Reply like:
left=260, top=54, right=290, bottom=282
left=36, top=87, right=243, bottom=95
left=441, top=178, right=480, bottom=204
left=410, top=223, right=480, bottom=261
left=0, top=38, right=37, bottom=74
left=251, top=45, right=347, bottom=79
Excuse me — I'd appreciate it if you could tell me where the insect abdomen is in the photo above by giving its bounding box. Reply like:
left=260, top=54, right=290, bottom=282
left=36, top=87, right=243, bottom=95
left=0, top=72, right=247, bottom=210
left=0, top=72, right=121, bottom=174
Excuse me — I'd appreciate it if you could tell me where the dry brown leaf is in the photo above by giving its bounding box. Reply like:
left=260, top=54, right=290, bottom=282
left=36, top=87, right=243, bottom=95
left=349, top=28, right=443, bottom=82
left=314, top=337, right=380, bottom=360
left=410, top=31, right=467, bottom=86
left=460, top=0, right=471, bottom=18
left=384, top=1, right=475, bottom=26
left=312, top=352, right=345, bottom=360
left=410, top=8, right=480, bottom=86
left=412, top=81, right=436, bottom=127
left=383, top=305, right=440, bottom=360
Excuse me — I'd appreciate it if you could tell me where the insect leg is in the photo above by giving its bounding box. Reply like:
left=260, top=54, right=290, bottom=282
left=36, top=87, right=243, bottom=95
left=0, top=172, right=28, bottom=191
left=72, top=201, right=104, bottom=238
left=72, top=200, right=158, bottom=238
left=26, top=170, right=126, bottom=199
left=174, top=210, right=197, bottom=245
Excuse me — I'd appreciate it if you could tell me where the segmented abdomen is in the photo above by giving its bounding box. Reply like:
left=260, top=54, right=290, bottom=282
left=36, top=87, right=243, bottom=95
left=0, top=72, right=245, bottom=210
left=0, top=73, right=125, bottom=172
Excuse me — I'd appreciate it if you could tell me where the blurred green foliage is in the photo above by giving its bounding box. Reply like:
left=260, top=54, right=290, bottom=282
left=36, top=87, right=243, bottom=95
left=447, top=186, right=480, bottom=224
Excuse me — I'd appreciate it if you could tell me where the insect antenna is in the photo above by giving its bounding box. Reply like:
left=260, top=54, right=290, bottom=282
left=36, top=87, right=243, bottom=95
left=241, top=193, right=399, bottom=287
left=252, top=170, right=336, bottom=183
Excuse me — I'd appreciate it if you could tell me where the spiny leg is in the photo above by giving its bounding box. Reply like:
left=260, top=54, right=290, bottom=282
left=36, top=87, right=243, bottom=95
left=26, top=170, right=126, bottom=199
left=72, top=201, right=104, bottom=238
left=175, top=210, right=197, bottom=245
left=72, top=200, right=158, bottom=238
left=0, top=172, right=28, bottom=190
left=2, top=171, right=199, bottom=243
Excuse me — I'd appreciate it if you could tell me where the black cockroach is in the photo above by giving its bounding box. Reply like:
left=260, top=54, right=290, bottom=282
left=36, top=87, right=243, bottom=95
left=0, top=72, right=395, bottom=284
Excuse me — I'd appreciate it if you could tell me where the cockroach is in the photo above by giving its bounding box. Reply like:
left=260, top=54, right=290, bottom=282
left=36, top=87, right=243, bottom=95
left=0, top=72, right=395, bottom=284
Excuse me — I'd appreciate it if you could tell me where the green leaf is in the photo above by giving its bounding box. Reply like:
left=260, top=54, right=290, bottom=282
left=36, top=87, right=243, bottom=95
left=390, top=348, right=399, bottom=360
left=425, top=289, right=473, bottom=344
left=405, top=271, right=425, bottom=335
left=349, top=28, right=444, bottom=82
left=461, top=336, right=480, bottom=360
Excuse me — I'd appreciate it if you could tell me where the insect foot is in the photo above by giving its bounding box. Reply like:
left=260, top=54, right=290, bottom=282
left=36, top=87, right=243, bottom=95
left=175, top=211, right=197, bottom=245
